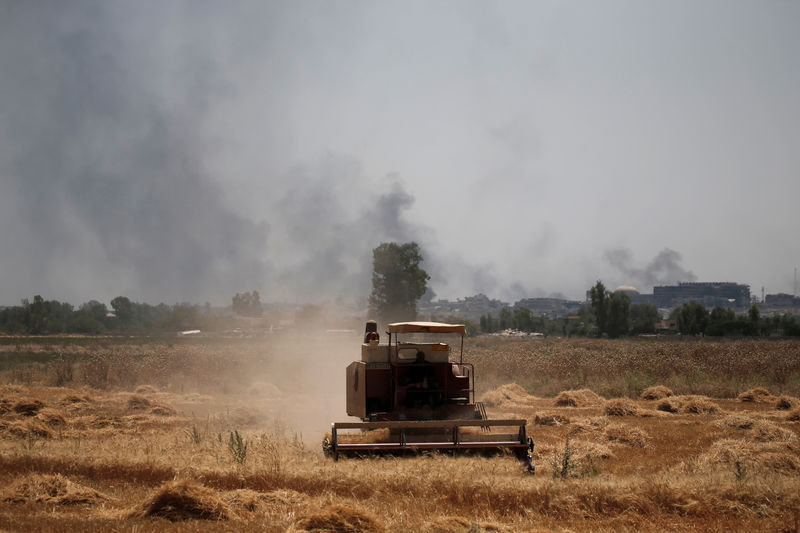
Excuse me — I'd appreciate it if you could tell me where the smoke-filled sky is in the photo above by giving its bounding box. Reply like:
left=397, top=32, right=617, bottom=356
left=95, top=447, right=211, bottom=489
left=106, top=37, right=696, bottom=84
left=1, top=1, right=798, bottom=306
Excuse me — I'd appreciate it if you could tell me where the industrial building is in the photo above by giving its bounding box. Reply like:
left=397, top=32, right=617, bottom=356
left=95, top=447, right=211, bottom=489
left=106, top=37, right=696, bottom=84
left=652, top=282, right=751, bottom=309
left=587, top=282, right=753, bottom=311
left=764, top=293, right=800, bottom=307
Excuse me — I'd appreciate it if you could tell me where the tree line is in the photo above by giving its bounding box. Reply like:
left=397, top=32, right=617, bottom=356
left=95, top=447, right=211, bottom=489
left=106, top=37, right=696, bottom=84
left=672, top=300, right=800, bottom=337
left=477, top=281, right=660, bottom=337
left=477, top=281, right=800, bottom=338
left=5, top=255, right=799, bottom=339
left=0, top=295, right=219, bottom=335
left=587, top=280, right=800, bottom=337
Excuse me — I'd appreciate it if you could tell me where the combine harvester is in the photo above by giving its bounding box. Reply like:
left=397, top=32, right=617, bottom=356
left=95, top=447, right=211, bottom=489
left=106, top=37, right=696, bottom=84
left=326, top=320, right=534, bottom=471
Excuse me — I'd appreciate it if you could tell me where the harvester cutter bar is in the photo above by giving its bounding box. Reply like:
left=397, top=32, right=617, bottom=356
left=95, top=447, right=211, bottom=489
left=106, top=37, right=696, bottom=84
left=330, top=419, right=529, bottom=462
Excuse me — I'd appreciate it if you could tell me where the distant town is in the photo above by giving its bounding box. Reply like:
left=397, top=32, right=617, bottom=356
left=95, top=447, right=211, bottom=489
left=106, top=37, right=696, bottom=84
left=419, top=282, right=800, bottom=323
left=1, top=280, right=799, bottom=337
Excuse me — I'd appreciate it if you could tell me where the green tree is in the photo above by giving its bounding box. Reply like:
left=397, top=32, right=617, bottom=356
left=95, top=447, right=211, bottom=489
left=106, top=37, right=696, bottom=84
left=368, top=242, right=430, bottom=324
left=676, top=302, right=709, bottom=335
left=480, top=313, right=499, bottom=333
left=590, top=281, right=608, bottom=336
left=498, top=307, right=514, bottom=330
left=514, top=307, right=535, bottom=332
left=111, top=296, right=134, bottom=324
left=565, top=304, right=593, bottom=337
left=629, top=303, right=659, bottom=335
left=81, top=300, right=108, bottom=323
left=762, top=314, right=780, bottom=336
left=462, top=319, right=479, bottom=337
left=747, top=304, right=761, bottom=336
left=781, top=314, right=800, bottom=336
left=27, top=295, right=48, bottom=334
left=66, top=300, right=108, bottom=334
left=43, top=299, right=73, bottom=334
left=606, top=291, right=631, bottom=338
left=0, top=305, right=25, bottom=333
left=232, top=291, right=263, bottom=317
left=588, top=281, right=628, bottom=337
left=164, top=304, right=200, bottom=331
left=707, top=306, right=736, bottom=336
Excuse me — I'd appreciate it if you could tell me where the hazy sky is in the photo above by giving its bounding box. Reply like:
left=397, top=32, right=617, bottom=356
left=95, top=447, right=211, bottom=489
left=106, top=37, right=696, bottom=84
left=1, top=1, right=798, bottom=306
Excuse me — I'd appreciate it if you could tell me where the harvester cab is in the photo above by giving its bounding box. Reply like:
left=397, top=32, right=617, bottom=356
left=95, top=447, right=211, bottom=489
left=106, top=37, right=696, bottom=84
left=326, top=320, right=534, bottom=471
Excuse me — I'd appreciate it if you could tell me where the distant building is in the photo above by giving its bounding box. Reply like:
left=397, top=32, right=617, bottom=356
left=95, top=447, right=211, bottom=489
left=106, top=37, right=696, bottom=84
left=585, top=285, right=653, bottom=306
left=420, top=293, right=509, bottom=323
left=652, top=282, right=750, bottom=309
left=514, top=297, right=582, bottom=319
left=764, top=293, right=800, bottom=307
left=612, top=285, right=652, bottom=305
left=420, top=293, right=583, bottom=322
left=585, top=281, right=752, bottom=311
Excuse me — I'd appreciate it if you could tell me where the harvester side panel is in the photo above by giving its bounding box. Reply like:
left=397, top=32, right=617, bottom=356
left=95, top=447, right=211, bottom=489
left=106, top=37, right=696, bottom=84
left=346, top=361, right=366, bottom=418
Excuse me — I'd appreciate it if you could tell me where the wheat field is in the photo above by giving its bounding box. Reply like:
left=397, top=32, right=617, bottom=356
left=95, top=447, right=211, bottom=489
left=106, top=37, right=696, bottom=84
left=0, top=334, right=799, bottom=532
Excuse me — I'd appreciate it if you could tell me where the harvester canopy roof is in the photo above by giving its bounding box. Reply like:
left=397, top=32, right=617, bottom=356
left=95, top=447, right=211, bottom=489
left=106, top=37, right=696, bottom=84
left=387, top=321, right=466, bottom=334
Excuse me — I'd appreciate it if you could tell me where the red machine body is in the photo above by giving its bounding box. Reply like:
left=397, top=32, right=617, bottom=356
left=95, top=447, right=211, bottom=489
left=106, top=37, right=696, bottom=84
left=347, top=321, right=478, bottom=421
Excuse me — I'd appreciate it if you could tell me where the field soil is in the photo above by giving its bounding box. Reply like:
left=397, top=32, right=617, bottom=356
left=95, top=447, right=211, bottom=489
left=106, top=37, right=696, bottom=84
left=0, top=334, right=799, bottom=532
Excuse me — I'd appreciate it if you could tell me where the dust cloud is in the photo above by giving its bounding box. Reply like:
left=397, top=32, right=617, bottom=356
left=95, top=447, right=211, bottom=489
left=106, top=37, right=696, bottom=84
left=189, top=332, right=362, bottom=442
left=256, top=333, right=359, bottom=440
